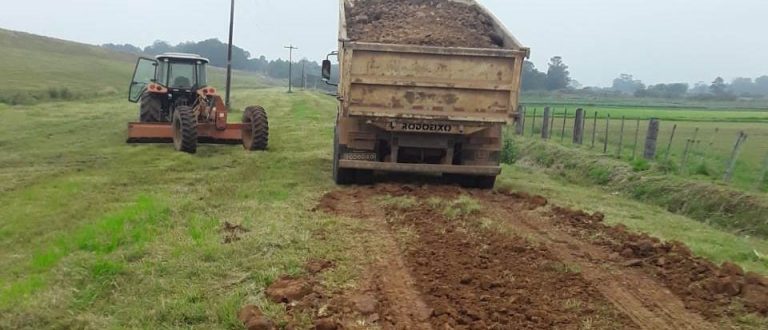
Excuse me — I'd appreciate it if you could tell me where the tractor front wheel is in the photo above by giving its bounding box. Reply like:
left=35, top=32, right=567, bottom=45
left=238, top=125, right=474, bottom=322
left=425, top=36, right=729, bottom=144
left=172, top=106, right=197, bottom=154
left=242, top=106, right=269, bottom=151
left=139, top=91, right=163, bottom=122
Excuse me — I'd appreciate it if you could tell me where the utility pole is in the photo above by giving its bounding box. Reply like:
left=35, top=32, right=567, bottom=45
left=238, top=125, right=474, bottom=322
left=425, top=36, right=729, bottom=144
left=301, top=60, right=306, bottom=90
left=284, top=45, right=298, bottom=93
left=225, top=0, right=235, bottom=107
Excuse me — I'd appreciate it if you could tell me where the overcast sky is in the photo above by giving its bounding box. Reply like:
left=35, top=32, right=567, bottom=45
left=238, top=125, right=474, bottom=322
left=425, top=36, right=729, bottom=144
left=1, top=0, right=766, bottom=87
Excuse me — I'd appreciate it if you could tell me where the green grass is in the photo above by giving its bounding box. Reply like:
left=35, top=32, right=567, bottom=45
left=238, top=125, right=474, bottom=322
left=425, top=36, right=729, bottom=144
left=0, top=89, right=383, bottom=328
left=1, top=88, right=768, bottom=327
left=0, top=28, right=274, bottom=105
left=518, top=108, right=768, bottom=191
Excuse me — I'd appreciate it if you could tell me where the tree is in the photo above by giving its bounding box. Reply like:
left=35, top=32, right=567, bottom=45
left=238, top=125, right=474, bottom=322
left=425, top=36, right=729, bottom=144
left=545, top=56, right=570, bottom=91
left=754, top=76, right=768, bottom=95
left=521, top=61, right=547, bottom=91
left=101, top=43, right=142, bottom=54
left=612, top=74, right=645, bottom=94
left=710, top=77, right=728, bottom=97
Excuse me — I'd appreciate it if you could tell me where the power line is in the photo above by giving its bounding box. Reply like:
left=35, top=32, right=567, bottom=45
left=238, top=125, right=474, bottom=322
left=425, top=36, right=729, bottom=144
left=284, top=45, right=298, bottom=93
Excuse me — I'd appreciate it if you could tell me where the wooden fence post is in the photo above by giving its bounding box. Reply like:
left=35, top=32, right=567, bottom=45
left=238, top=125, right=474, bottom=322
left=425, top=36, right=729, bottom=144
left=617, top=116, right=626, bottom=158
left=663, top=124, right=677, bottom=161
left=515, top=105, right=525, bottom=135
left=591, top=112, right=598, bottom=148
left=560, top=109, right=568, bottom=143
left=723, top=132, right=748, bottom=183
left=549, top=110, right=556, bottom=140
left=632, top=119, right=640, bottom=159
left=573, top=108, right=585, bottom=144
left=681, top=139, right=693, bottom=170
left=644, top=118, right=660, bottom=160
left=603, top=114, right=611, bottom=153
left=758, top=152, right=768, bottom=190
left=530, top=108, right=537, bottom=136
left=541, top=107, right=551, bottom=139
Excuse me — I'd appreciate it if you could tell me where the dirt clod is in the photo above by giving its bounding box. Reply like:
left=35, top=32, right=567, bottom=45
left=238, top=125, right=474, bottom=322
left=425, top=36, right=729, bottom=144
left=346, top=0, right=509, bottom=49
left=238, top=305, right=274, bottom=330
left=313, top=318, right=339, bottom=330
left=265, top=277, right=312, bottom=304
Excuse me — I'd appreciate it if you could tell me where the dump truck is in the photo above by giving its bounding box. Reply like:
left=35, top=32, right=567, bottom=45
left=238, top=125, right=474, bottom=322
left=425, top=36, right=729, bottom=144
left=322, top=0, right=529, bottom=188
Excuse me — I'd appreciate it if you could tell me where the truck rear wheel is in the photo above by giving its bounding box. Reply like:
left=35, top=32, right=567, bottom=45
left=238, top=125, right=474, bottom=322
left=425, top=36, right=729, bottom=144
left=242, top=106, right=269, bottom=151
left=139, top=91, right=163, bottom=122
left=333, top=130, right=356, bottom=185
left=173, top=106, right=197, bottom=154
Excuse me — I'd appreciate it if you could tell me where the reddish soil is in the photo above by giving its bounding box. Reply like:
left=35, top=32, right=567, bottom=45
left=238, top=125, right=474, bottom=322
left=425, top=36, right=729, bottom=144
left=346, top=0, right=508, bottom=48
left=245, top=184, right=768, bottom=329
left=547, top=206, right=768, bottom=318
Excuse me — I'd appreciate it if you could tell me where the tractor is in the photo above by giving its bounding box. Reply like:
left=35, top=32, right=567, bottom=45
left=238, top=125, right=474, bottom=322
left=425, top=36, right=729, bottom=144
left=127, top=53, right=268, bottom=153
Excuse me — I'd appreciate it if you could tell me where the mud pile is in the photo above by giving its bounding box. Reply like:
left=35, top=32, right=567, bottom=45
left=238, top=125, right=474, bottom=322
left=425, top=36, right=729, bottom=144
left=346, top=0, right=508, bottom=48
left=551, top=206, right=768, bottom=318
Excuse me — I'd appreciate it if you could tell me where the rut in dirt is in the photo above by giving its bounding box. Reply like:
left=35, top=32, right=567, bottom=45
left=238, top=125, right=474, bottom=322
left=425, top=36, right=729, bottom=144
left=315, top=184, right=768, bottom=329
left=319, top=185, right=636, bottom=329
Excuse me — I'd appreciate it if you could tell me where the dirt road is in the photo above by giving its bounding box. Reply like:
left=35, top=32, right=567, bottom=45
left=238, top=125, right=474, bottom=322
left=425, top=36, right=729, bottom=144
left=252, top=184, right=768, bottom=329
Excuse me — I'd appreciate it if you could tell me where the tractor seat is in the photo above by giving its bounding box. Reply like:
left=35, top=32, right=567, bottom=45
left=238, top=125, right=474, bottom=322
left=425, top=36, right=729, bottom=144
left=173, top=77, right=191, bottom=88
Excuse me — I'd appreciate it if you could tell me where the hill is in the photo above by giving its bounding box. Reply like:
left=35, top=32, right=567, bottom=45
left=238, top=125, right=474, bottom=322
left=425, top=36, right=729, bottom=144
left=0, top=28, right=274, bottom=105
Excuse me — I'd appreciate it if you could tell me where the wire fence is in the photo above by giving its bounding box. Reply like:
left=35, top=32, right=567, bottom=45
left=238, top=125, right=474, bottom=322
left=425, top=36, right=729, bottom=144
left=513, top=105, right=768, bottom=192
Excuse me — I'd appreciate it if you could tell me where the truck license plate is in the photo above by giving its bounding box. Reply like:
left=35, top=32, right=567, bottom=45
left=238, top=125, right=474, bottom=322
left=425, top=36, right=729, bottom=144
left=342, top=153, right=377, bottom=161
left=397, top=122, right=453, bottom=133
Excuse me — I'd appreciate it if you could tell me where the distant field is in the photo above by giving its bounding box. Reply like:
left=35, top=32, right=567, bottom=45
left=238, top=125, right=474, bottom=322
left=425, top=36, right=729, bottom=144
left=0, top=28, right=273, bottom=104
left=518, top=104, right=768, bottom=191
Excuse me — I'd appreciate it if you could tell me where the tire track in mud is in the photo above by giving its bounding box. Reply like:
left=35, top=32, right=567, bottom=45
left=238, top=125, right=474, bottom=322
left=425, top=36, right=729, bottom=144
left=318, top=185, right=637, bottom=329
left=482, top=193, right=716, bottom=330
left=313, top=184, right=767, bottom=329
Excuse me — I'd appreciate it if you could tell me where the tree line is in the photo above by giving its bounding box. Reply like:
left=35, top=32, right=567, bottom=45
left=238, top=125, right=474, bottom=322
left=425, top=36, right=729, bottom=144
left=611, top=74, right=768, bottom=100
left=102, top=39, right=336, bottom=91
left=104, top=40, right=766, bottom=100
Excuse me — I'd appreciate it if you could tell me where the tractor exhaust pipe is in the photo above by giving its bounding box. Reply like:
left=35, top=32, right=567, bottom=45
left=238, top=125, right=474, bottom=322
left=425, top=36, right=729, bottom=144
left=225, top=0, right=235, bottom=108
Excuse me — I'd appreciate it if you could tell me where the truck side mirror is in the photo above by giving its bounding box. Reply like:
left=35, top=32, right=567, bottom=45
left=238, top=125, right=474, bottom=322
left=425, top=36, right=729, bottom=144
left=322, top=60, right=332, bottom=80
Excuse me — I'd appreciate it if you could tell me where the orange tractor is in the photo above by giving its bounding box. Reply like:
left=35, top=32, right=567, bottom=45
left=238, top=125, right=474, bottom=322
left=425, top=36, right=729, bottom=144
left=127, top=53, right=268, bottom=153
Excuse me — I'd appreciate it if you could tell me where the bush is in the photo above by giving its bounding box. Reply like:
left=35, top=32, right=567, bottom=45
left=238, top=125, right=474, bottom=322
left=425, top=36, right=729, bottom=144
left=500, top=138, right=518, bottom=164
left=588, top=167, right=612, bottom=185
left=693, top=162, right=712, bottom=177
left=630, top=158, right=651, bottom=172
left=655, top=158, right=678, bottom=174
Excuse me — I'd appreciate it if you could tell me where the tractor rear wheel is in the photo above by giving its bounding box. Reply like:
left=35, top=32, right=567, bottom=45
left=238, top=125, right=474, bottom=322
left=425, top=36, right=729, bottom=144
left=172, top=106, right=197, bottom=154
left=139, top=91, right=163, bottom=122
left=242, top=106, right=269, bottom=151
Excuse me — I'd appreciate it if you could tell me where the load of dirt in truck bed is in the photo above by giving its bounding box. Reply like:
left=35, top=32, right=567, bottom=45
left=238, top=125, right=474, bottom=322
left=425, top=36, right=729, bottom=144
left=346, top=0, right=509, bottom=49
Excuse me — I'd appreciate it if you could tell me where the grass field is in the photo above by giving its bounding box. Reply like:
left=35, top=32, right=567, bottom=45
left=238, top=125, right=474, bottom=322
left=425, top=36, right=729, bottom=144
left=1, top=89, right=767, bottom=328
left=0, top=28, right=274, bottom=105
left=518, top=104, right=768, bottom=191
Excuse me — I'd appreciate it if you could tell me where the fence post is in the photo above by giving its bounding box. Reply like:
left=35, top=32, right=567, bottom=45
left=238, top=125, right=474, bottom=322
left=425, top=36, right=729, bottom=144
left=663, top=124, right=677, bottom=161
left=644, top=118, right=660, bottom=160
left=549, top=110, right=556, bottom=140
left=723, top=132, right=748, bottom=183
left=603, top=114, right=611, bottom=153
left=573, top=108, right=585, bottom=144
left=632, top=119, right=640, bottom=159
left=681, top=139, right=693, bottom=171
left=530, top=108, right=537, bottom=137
left=617, top=116, right=626, bottom=158
left=541, top=107, right=551, bottom=139
left=591, top=112, right=598, bottom=148
left=515, top=105, right=525, bottom=135
left=690, top=127, right=700, bottom=155
left=758, top=152, right=768, bottom=190
left=560, top=109, right=568, bottom=143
